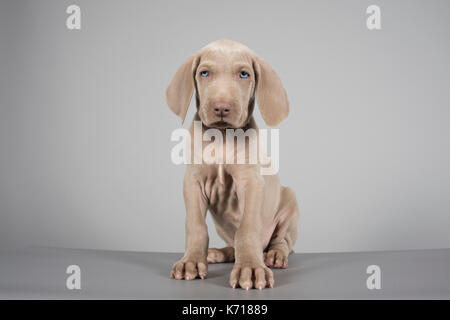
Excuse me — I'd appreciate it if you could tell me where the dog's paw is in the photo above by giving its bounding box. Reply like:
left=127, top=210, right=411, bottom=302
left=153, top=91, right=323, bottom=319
left=207, top=248, right=227, bottom=263
left=229, top=262, right=274, bottom=290
left=170, top=259, right=208, bottom=280
left=207, top=247, right=235, bottom=263
left=264, top=249, right=288, bottom=269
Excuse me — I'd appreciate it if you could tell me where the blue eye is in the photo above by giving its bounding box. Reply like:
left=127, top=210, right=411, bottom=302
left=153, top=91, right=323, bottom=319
left=200, top=70, right=209, bottom=77
left=239, top=71, right=249, bottom=79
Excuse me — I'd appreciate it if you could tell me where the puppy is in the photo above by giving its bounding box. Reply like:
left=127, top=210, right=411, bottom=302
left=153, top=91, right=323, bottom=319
left=166, top=40, right=299, bottom=290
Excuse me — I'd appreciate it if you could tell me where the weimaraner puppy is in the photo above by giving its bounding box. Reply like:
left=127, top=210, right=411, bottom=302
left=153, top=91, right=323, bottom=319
left=166, top=40, right=299, bottom=290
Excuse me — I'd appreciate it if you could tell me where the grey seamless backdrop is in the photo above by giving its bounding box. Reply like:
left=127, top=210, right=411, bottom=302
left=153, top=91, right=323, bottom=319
left=1, top=0, right=449, bottom=253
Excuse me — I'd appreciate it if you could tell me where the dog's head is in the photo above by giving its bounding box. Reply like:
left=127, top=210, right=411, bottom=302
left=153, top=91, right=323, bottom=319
left=166, top=40, right=289, bottom=128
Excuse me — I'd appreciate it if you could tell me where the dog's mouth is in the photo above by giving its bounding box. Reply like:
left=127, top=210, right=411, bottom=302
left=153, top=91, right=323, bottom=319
left=209, top=121, right=234, bottom=129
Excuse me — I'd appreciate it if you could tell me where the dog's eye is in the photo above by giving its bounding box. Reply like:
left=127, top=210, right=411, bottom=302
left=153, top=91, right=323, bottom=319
left=239, top=71, right=249, bottom=79
left=200, top=70, right=209, bottom=77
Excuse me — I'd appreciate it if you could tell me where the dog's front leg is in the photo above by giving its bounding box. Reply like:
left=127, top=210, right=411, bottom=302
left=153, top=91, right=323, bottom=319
left=170, top=172, right=209, bottom=280
left=230, top=173, right=274, bottom=290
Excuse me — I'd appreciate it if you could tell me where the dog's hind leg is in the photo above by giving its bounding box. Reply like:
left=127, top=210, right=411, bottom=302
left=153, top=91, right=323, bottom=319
left=264, top=187, right=299, bottom=269
left=207, top=247, right=235, bottom=263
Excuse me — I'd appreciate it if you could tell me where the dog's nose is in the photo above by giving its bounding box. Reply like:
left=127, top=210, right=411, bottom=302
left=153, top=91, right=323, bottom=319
left=213, top=102, right=231, bottom=117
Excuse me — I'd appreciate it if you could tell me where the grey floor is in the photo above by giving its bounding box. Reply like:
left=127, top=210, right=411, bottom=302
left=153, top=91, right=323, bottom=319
left=0, top=247, right=449, bottom=299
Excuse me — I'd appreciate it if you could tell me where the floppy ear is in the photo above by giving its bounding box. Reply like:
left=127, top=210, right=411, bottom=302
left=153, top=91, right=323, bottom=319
left=253, top=56, right=289, bottom=126
left=166, top=54, right=199, bottom=124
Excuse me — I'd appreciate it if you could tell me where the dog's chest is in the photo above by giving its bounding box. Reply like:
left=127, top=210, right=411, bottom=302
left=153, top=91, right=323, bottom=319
left=205, top=165, right=242, bottom=226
